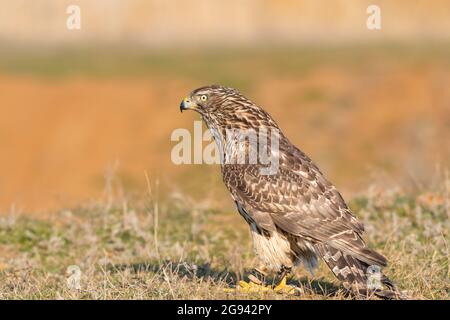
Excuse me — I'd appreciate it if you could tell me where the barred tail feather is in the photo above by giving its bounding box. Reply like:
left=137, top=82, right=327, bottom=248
left=316, top=244, right=403, bottom=299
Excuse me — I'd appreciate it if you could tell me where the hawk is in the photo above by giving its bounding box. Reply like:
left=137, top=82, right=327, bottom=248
left=180, top=85, right=401, bottom=299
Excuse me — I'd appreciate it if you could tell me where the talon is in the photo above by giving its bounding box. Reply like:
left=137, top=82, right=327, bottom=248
left=224, top=266, right=299, bottom=295
left=239, top=280, right=251, bottom=289
left=273, top=276, right=299, bottom=295
left=224, top=276, right=299, bottom=295
left=273, top=276, right=287, bottom=291
left=223, top=279, right=271, bottom=293
left=240, top=280, right=271, bottom=292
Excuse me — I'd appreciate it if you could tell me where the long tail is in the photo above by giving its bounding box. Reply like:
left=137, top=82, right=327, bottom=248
left=315, top=243, right=403, bottom=299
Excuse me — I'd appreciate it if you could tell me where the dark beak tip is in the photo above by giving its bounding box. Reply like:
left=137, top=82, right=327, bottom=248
left=179, top=101, right=185, bottom=113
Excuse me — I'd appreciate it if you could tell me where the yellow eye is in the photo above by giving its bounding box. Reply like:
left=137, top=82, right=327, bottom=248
left=200, top=95, right=208, bottom=102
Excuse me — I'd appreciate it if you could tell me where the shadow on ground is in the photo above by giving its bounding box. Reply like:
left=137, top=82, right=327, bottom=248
left=107, top=260, right=342, bottom=298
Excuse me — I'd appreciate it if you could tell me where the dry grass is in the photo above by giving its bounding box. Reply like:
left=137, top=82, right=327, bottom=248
left=0, top=177, right=448, bottom=300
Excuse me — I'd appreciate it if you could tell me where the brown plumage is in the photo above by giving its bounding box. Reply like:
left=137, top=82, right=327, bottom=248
left=180, top=85, right=401, bottom=299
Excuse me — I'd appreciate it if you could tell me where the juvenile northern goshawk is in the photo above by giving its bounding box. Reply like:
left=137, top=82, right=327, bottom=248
left=180, top=85, right=400, bottom=299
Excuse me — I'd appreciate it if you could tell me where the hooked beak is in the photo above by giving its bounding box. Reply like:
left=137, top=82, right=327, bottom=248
left=179, top=97, right=198, bottom=113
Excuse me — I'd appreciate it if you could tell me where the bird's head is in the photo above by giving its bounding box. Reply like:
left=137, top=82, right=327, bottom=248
left=180, top=85, right=278, bottom=130
left=180, top=85, right=238, bottom=116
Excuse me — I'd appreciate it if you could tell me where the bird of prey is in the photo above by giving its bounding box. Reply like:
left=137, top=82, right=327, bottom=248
left=180, top=85, right=401, bottom=299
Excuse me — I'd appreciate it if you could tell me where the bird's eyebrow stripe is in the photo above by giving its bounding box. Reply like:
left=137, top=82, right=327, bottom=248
left=191, top=87, right=211, bottom=95
left=191, top=85, right=227, bottom=96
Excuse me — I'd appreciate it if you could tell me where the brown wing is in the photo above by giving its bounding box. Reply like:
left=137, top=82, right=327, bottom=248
left=223, top=143, right=387, bottom=267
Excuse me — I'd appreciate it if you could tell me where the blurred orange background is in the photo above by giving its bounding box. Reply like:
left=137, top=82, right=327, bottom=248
left=0, top=1, right=449, bottom=214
